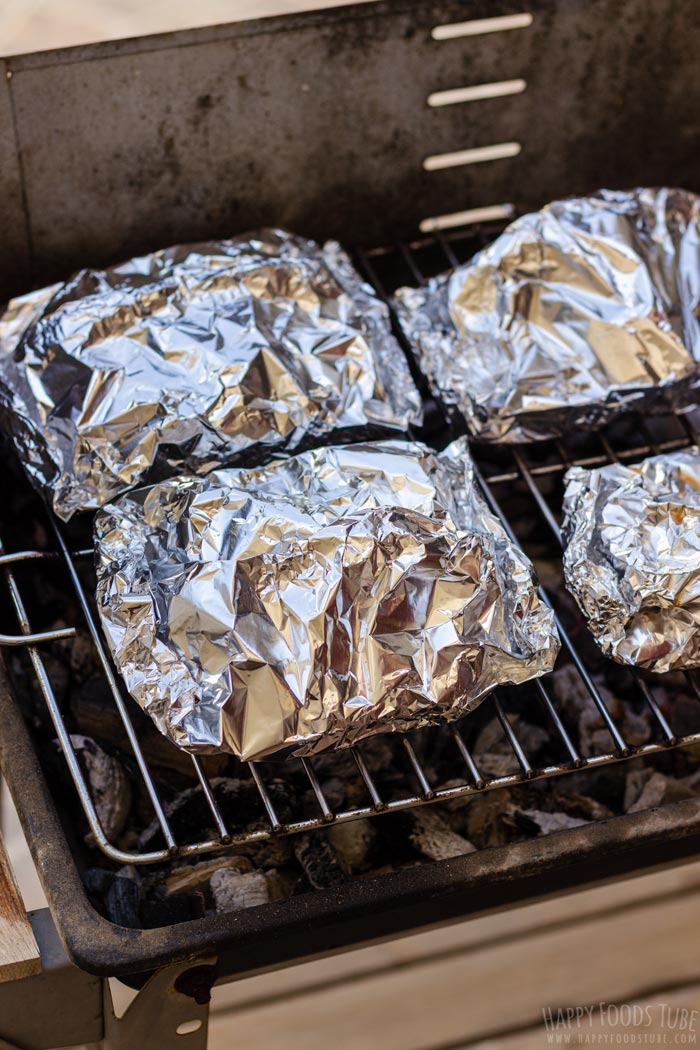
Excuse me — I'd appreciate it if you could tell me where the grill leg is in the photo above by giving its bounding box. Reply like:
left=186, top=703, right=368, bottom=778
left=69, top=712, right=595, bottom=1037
left=93, top=958, right=216, bottom=1050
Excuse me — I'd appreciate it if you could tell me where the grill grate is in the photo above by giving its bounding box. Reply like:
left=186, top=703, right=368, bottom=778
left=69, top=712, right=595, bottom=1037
left=3, top=228, right=700, bottom=866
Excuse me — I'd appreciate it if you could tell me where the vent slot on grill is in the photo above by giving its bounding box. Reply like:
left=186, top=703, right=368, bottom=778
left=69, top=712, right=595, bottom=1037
left=427, top=79, right=527, bottom=108
left=431, top=13, right=534, bottom=41
left=419, top=205, right=514, bottom=234
left=423, top=141, right=522, bottom=171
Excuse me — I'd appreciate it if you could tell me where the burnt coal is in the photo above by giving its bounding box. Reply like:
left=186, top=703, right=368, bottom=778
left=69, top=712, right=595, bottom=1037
left=36, top=635, right=700, bottom=931
left=138, top=777, right=292, bottom=851
left=5, top=437, right=700, bottom=930
left=83, top=866, right=142, bottom=928
left=141, top=892, right=207, bottom=929
left=293, top=833, right=347, bottom=889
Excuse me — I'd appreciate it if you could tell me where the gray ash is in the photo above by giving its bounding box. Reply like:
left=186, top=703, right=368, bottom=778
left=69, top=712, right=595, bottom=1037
left=3, top=430, right=700, bottom=933
left=71, top=661, right=700, bottom=930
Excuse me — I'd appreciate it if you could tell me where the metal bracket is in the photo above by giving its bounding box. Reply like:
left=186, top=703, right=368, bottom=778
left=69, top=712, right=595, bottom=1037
left=0, top=909, right=216, bottom=1050
left=93, top=958, right=216, bottom=1050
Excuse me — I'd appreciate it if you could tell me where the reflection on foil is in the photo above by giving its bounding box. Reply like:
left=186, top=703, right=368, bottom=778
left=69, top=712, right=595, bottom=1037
left=395, top=188, right=700, bottom=443
left=563, top=447, right=700, bottom=671
left=0, top=229, right=422, bottom=520
left=95, top=438, right=559, bottom=760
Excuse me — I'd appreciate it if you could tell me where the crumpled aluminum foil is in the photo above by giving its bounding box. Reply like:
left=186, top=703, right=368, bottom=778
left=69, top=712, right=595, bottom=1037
left=394, top=188, right=700, bottom=443
left=94, top=437, right=559, bottom=760
left=0, top=229, right=422, bottom=520
left=562, top=447, right=700, bottom=671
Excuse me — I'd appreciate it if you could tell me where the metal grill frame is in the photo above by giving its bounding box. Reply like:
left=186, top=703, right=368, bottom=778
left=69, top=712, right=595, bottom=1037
left=4, top=650, right=700, bottom=979
left=2, top=0, right=700, bottom=981
left=4, top=228, right=700, bottom=868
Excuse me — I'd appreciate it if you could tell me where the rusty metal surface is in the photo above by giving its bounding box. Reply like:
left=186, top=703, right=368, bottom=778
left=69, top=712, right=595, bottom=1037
left=1, top=0, right=700, bottom=297
left=100, top=959, right=214, bottom=1050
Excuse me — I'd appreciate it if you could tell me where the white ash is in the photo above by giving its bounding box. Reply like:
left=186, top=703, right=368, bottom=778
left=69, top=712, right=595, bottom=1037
left=210, top=869, right=271, bottom=912
left=311, top=776, right=345, bottom=811
left=408, top=809, right=476, bottom=861
left=624, top=768, right=700, bottom=814
left=327, top=820, right=376, bottom=875
left=509, top=809, right=587, bottom=835
left=70, top=734, right=132, bottom=841
left=164, top=855, right=253, bottom=897
left=550, top=666, right=652, bottom=756
left=472, top=716, right=549, bottom=777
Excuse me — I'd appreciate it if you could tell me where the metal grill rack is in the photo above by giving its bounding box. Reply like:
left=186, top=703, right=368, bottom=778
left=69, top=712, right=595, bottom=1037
left=3, top=227, right=700, bottom=868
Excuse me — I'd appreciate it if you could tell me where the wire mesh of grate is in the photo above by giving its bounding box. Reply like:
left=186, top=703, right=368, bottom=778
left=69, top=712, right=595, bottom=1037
left=1, top=225, right=699, bottom=865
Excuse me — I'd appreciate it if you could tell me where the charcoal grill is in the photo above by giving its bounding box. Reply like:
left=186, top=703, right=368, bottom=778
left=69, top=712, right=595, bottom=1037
left=3, top=1, right=700, bottom=1046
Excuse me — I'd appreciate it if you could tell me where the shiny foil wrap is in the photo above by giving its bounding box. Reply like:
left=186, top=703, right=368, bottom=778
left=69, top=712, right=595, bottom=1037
left=395, top=188, right=700, bottom=443
left=94, top=438, right=559, bottom=760
left=0, top=229, right=422, bottom=520
left=562, top=448, right=700, bottom=671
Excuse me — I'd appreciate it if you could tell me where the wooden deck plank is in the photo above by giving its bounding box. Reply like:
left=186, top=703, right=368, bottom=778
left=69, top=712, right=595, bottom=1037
left=207, top=885, right=700, bottom=1050
left=0, top=830, right=41, bottom=983
left=209, top=859, right=700, bottom=1016
left=450, top=985, right=700, bottom=1050
left=0, top=780, right=46, bottom=912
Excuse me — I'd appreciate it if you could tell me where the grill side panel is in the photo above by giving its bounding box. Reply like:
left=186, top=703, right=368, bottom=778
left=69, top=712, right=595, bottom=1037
left=3, top=0, right=700, bottom=297
left=0, top=57, right=31, bottom=296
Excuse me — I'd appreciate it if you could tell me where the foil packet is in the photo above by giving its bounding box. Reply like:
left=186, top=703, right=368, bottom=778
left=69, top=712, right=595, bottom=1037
left=562, top=448, right=700, bottom=671
left=394, top=188, right=700, bottom=443
left=94, top=438, right=559, bottom=760
left=0, top=229, right=422, bottom=520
